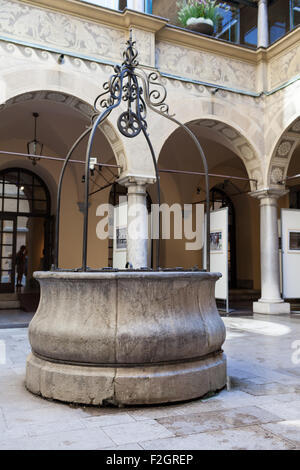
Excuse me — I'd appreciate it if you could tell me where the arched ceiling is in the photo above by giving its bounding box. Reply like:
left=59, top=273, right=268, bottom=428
left=0, top=91, right=116, bottom=165
left=268, top=117, right=300, bottom=185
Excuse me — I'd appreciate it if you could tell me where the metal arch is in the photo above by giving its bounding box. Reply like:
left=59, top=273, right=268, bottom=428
left=54, top=126, right=93, bottom=269
left=134, top=69, right=211, bottom=271
left=56, top=33, right=211, bottom=272
left=141, top=126, right=161, bottom=269
left=82, top=71, right=127, bottom=271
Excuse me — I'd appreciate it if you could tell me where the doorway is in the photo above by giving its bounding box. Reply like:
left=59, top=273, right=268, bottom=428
left=0, top=168, right=51, bottom=293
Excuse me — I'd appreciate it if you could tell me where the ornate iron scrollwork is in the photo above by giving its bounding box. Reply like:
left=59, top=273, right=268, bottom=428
left=92, top=34, right=170, bottom=138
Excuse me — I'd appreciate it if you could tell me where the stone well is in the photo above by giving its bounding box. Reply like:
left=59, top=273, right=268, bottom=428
left=25, top=271, right=227, bottom=406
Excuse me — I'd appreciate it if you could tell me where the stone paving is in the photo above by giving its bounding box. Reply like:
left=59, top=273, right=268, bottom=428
left=0, top=313, right=300, bottom=450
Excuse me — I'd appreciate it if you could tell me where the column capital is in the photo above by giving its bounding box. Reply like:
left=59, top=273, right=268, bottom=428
left=118, top=174, right=156, bottom=188
left=249, top=188, right=289, bottom=201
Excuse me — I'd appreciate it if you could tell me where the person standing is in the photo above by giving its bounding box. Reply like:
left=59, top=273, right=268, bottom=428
left=16, top=245, right=27, bottom=287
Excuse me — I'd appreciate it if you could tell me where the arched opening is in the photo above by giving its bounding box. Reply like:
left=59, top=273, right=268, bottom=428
left=268, top=116, right=300, bottom=188
left=267, top=116, right=300, bottom=248
left=287, top=144, right=300, bottom=209
left=279, top=120, right=300, bottom=214
left=0, top=167, right=50, bottom=293
left=155, top=119, right=261, bottom=299
left=266, top=118, right=300, bottom=305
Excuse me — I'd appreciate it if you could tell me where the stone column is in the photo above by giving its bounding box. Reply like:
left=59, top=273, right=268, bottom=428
left=251, top=189, right=290, bottom=314
left=257, top=0, right=269, bottom=48
left=118, top=176, right=154, bottom=269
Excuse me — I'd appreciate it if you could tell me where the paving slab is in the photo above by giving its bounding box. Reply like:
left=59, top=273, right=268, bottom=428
left=102, top=420, right=174, bottom=446
left=254, top=400, right=300, bottom=421
left=261, top=420, right=300, bottom=447
left=156, top=405, right=281, bottom=436
left=82, top=412, right=136, bottom=427
left=0, top=427, right=115, bottom=450
left=140, top=425, right=296, bottom=450
left=0, top=313, right=300, bottom=450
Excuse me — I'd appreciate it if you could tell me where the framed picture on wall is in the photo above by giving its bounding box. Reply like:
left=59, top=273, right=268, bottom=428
left=288, top=230, right=300, bottom=251
left=210, top=230, right=223, bottom=253
left=116, top=226, right=127, bottom=251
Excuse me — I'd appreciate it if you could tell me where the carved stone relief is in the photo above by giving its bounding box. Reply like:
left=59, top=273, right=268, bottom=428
left=0, top=0, right=126, bottom=63
left=269, top=42, right=300, bottom=89
left=156, top=40, right=257, bottom=93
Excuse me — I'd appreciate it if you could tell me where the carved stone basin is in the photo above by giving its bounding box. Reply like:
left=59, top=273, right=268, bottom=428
left=25, top=271, right=227, bottom=406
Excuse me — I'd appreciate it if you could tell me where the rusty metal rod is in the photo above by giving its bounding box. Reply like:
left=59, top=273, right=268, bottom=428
left=282, top=174, right=300, bottom=183
left=0, top=150, right=121, bottom=169
left=89, top=181, right=115, bottom=197
left=0, top=150, right=257, bottom=185
left=159, top=168, right=256, bottom=184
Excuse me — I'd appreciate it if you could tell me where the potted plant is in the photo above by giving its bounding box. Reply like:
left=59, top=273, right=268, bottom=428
left=177, top=0, right=228, bottom=36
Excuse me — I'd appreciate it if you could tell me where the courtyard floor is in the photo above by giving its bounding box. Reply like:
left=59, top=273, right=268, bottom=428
left=0, top=313, right=300, bottom=450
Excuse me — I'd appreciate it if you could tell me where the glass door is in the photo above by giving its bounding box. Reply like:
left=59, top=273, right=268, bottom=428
left=0, top=215, right=17, bottom=293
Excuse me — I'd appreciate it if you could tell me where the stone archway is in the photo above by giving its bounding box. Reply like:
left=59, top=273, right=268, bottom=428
left=0, top=89, right=132, bottom=270
left=190, top=118, right=262, bottom=190
left=147, top=81, right=264, bottom=191
left=156, top=117, right=262, bottom=191
left=267, top=116, right=300, bottom=186
left=156, top=116, right=261, bottom=288
left=0, top=90, right=129, bottom=175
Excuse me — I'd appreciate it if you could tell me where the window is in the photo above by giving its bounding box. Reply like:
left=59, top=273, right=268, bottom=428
left=239, top=4, right=257, bottom=47
left=81, top=0, right=119, bottom=8
left=127, top=0, right=146, bottom=12
left=215, top=3, right=240, bottom=43
left=244, top=26, right=257, bottom=46
left=80, top=0, right=148, bottom=12
left=0, top=169, right=50, bottom=216
left=269, top=0, right=289, bottom=43
left=291, top=0, right=300, bottom=28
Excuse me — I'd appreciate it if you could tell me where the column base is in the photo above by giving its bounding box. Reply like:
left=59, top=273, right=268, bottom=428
left=253, top=300, right=290, bottom=315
